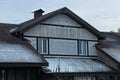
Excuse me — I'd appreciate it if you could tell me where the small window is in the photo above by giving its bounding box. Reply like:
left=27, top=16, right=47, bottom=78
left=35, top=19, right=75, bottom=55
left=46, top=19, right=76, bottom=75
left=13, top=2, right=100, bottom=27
left=78, top=41, right=87, bottom=55
left=38, top=38, right=48, bottom=54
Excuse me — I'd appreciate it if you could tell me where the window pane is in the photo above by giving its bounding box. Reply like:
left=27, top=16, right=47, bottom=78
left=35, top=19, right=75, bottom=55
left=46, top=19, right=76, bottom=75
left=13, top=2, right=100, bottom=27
left=43, top=39, right=48, bottom=53
left=81, top=41, right=87, bottom=55
left=50, top=39, right=77, bottom=55
left=38, top=38, right=42, bottom=53
left=38, top=38, right=48, bottom=54
left=79, top=41, right=87, bottom=55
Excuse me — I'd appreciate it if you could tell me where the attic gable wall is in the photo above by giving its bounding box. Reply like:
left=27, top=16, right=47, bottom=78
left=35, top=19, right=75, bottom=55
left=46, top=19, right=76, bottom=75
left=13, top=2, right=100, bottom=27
left=44, top=14, right=80, bottom=26
left=24, top=14, right=98, bottom=40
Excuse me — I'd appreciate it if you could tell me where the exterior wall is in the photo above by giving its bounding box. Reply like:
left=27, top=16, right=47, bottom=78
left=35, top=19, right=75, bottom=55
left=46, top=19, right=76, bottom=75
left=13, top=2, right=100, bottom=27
left=88, top=41, right=97, bottom=56
left=24, top=25, right=97, bottom=40
left=24, top=14, right=98, bottom=56
left=0, top=68, right=39, bottom=80
left=44, top=73, right=118, bottom=80
left=44, top=14, right=80, bottom=26
left=25, top=37, right=37, bottom=49
left=97, top=49, right=119, bottom=70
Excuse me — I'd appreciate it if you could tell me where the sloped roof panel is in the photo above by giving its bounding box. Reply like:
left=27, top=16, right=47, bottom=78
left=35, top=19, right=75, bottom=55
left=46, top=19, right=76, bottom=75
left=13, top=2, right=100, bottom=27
left=96, top=32, right=120, bottom=63
left=43, top=57, right=114, bottom=73
left=0, top=41, right=42, bottom=63
left=0, top=23, right=48, bottom=67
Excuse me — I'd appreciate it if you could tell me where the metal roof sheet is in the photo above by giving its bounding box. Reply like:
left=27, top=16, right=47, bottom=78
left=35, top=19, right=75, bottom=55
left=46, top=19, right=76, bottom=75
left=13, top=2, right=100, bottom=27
left=43, top=57, right=113, bottom=73
left=99, top=47, right=120, bottom=63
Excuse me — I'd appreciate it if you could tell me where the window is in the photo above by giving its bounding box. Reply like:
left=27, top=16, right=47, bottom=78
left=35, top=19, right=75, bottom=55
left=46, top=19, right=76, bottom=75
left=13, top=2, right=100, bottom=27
left=78, top=41, right=87, bottom=55
left=50, top=39, right=77, bottom=55
left=38, top=38, right=48, bottom=54
left=25, top=36, right=89, bottom=56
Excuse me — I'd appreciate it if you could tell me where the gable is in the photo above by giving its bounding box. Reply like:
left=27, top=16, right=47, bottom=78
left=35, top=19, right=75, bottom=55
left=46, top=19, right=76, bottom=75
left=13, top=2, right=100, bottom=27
left=13, top=7, right=104, bottom=40
left=24, top=24, right=98, bottom=40
left=44, top=14, right=81, bottom=27
left=24, top=14, right=98, bottom=40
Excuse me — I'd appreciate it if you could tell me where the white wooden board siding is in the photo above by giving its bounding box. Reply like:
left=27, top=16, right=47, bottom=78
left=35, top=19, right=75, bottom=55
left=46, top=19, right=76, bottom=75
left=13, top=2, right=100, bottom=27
left=24, top=14, right=97, bottom=40
left=24, top=37, right=37, bottom=49
left=24, top=24, right=97, bottom=40
left=44, top=14, right=80, bottom=26
left=88, top=41, right=97, bottom=56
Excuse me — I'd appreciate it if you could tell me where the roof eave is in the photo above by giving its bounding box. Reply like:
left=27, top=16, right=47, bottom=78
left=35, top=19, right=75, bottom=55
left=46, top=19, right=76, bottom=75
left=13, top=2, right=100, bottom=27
left=0, top=62, right=48, bottom=68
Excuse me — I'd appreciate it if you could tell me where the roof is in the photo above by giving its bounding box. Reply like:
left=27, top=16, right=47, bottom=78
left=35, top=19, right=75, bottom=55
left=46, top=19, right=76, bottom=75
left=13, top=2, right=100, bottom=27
left=0, top=23, right=48, bottom=67
left=96, top=32, right=120, bottom=63
left=12, top=7, right=105, bottom=40
left=42, top=56, right=115, bottom=73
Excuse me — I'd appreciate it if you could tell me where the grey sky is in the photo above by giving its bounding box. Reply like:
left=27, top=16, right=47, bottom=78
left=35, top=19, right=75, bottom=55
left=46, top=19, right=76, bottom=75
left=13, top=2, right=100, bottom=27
left=0, top=0, right=120, bottom=32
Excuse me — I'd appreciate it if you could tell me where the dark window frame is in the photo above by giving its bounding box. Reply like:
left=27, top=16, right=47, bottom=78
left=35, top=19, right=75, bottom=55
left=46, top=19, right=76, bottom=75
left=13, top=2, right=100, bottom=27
left=24, top=36, right=98, bottom=56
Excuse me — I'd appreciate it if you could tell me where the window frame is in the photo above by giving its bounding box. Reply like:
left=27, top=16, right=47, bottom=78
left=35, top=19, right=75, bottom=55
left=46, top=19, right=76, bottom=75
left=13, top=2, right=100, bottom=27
left=78, top=40, right=88, bottom=56
left=37, top=38, right=48, bottom=54
left=49, top=39, right=78, bottom=55
left=24, top=36, right=96, bottom=56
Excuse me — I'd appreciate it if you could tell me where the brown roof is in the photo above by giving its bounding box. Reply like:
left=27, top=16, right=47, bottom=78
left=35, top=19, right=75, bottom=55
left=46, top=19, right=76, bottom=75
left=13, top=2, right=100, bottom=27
left=0, top=23, right=48, bottom=67
left=12, top=7, right=105, bottom=40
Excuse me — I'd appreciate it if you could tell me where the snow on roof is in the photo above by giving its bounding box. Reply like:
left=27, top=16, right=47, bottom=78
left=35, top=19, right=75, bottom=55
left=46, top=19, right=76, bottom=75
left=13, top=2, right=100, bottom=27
left=43, top=57, right=113, bottom=73
left=0, top=41, right=43, bottom=63
left=0, top=24, right=48, bottom=66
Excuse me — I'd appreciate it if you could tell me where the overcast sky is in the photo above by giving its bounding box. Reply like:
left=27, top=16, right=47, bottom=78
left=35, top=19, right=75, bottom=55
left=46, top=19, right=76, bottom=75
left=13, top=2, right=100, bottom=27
left=0, top=0, right=120, bottom=32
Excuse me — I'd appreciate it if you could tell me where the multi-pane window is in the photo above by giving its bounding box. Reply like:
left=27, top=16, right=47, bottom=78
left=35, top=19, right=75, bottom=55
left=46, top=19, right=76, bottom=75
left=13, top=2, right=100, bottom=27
left=25, top=37, right=89, bottom=56
left=78, top=41, right=87, bottom=55
left=50, top=39, right=77, bottom=55
left=38, top=38, right=48, bottom=54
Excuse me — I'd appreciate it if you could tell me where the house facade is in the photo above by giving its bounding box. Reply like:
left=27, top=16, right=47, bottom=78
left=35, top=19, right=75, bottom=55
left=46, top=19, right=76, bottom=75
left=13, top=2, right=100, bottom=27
left=0, top=7, right=120, bottom=80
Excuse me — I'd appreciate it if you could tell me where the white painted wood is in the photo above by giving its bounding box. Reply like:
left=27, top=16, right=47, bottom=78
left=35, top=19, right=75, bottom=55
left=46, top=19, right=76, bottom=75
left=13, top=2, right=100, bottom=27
left=24, top=37, right=37, bottom=49
left=88, top=41, right=97, bottom=56
left=44, top=14, right=81, bottom=27
left=24, top=14, right=98, bottom=56
left=24, top=25, right=97, bottom=40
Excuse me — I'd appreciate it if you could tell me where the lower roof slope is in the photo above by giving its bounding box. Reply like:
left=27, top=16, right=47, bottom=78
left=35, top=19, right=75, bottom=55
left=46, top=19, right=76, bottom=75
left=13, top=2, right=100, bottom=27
left=43, top=56, right=115, bottom=73
left=0, top=23, right=48, bottom=67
